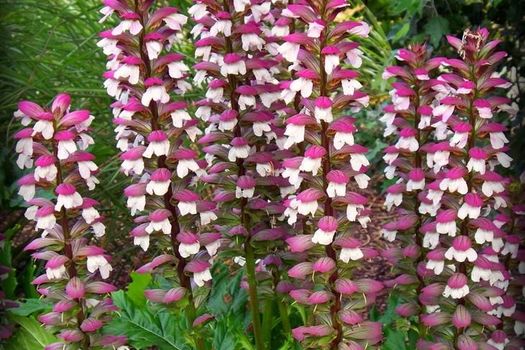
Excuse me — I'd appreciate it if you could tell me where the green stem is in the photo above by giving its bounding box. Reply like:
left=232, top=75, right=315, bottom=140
left=245, top=238, right=265, bottom=350
left=262, top=298, right=274, bottom=346
left=277, top=295, right=292, bottom=335
left=271, top=268, right=291, bottom=335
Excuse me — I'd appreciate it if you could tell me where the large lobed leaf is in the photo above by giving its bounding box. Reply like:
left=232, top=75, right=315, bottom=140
left=4, top=314, right=57, bottom=350
left=107, top=290, right=189, bottom=350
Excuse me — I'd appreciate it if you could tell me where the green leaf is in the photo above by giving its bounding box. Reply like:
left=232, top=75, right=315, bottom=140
left=127, top=271, right=152, bottom=307
left=9, top=299, right=52, bottom=316
left=382, top=328, right=407, bottom=350
left=20, top=262, right=39, bottom=298
left=391, top=22, right=411, bottom=42
left=388, top=0, right=422, bottom=16
left=107, top=291, right=188, bottom=350
left=424, top=16, right=450, bottom=47
left=207, top=264, right=247, bottom=317
left=0, top=240, right=16, bottom=299
left=212, top=314, right=254, bottom=350
left=4, top=314, right=57, bottom=350
left=376, top=293, right=402, bottom=325
left=369, top=305, right=379, bottom=322
left=368, top=139, right=388, bottom=164
left=212, top=318, right=238, bottom=350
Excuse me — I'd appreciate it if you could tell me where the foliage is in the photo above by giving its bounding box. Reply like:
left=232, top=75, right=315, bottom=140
left=107, top=290, right=189, bottom=350
left=369, top=293, right=417, bottom=350
left=4, top=314, right=58, bottom=350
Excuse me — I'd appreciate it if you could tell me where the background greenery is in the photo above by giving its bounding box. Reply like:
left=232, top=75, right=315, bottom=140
left=0, top=0, right=523, bottom=348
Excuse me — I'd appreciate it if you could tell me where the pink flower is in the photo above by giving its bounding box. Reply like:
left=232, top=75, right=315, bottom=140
left=466, top=147, right=488, bottom=174
left=336, top=236, right=364, bottom=262
left=439, top=167, right=468, bottom=194
left=445, top=236, right=477, bottom=263
left=312, top=216, right=338, bottom=245
left=406, top=168, right=425, bottom=191
left=457, top=193, right=483, bottom=219
left=220, top=53, right=246, bottom=76
left=236, top=176, right=256, bottom=199
left=17, top=174, right=36, bottom=201
left=322, top=46, right=340, bottom=74
left=395, top=128, right=418, bottom=152
left=34, top=155, right=57, bottom=181
left=84, top=247, right=112, bottom=279
left=65, top=278, right=87, bottom=301
left=330, top=117, right=356, bottom=150
left=294, top=189, right=323, bottom=216
left=34, top=205, right=56, bottom=230
left=314, top=96, right=333, bottom=123
left=55, top=183, right=83, bottom=211
left=326, top=170, right=349, bottom=198
left=120, top=146, right=145, bottom=175
left=146, top=168, right=172, bottom=196
left=146, top=209, right=172, bottom=235
left=131, top=224, right=150, bottom=251
left=142, top=78, right=170, bottom=106
left=45, top=255, right=68, bottom=280
left=32, top=112, right=55, bottom=139
left=177, top=231, right=200, bottom=258
left=124, top=183, right=147, bottom=215
left=228, top=137, right=250, bottom=162
left=112, top=12, right=142, bottom=34
left=425, top=249, right=445, bottom=275
left=290, top=69, right=316, bottom=98
left=114, top=56, right=142, bottom=85
left=473, top=99, right=492, bottom=119
left=300, top=145, right=326, bottom=175
left=174, top=190, right=199, bottom=216
left=443, top=273, right=469, bottom=299
left=449, top=122, right=471, bottom=149
left=144, top=130, right=170, bottom=158
left=436, top=209, right=458, bottom=236
left=80, top=319, right=104, bottom=333
left=173, top=148, right=200, bottom=178
left=185, top=259, right=212, bottom=287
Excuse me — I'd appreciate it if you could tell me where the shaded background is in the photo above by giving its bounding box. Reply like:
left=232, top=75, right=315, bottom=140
left=0, top=0, right=523, bottom=322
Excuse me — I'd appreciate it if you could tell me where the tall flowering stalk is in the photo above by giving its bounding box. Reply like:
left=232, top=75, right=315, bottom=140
left=274, top=2, right=383, bottom=348
left=189, top=0, right=290, bottom=348
left=13, top=95, right=123, bottom=350
left=98, top=1, right=210, bottom=347
left=379, top=45, right=445, bottom=331
left=386, top=28, right=521, bottom=348
left=435, top=28, right=523, bottom=349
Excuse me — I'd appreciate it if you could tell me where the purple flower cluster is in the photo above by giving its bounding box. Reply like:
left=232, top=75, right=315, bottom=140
left=14, top=95, right=124, bottom=349
left=190, top=0, right=291, bottom=348
left=98, top=1, right=214, bottom=342
left=272, top=0, right=385, bottom=348
left=381, top=28, right=524, bottom=348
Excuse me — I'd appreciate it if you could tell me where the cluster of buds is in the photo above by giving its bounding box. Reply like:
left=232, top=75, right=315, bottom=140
left=272, top=1, right=384, bottom=348
left=189, top=0, right=290, bottom=348
left=13, top=95, right=124, bottom=349
left=98, top=1, right=212, bottom=346
left=381, top=28, right=524, bottom=348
